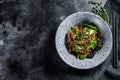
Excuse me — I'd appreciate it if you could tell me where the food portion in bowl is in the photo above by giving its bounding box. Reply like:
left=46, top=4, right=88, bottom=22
left=65, top=23, right=103, bottom=60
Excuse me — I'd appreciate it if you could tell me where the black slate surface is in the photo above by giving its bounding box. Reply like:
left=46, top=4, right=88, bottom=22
left=0, top=0, right=119, bottom=80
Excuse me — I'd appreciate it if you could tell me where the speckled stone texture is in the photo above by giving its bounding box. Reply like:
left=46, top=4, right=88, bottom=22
left=0, top=0, right=119, bottom=80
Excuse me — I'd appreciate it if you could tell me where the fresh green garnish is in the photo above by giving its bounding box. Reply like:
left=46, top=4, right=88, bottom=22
left=79, top=54, right=87, bottom=59
left=72, top=45, right=82, bottom=53
left=84, top=23, right=97, bottom=30
left=90, top=38, right=97, bottom=49
left=88, top=1, right=110, bottom=25
left=75, top=29, right=80, bottom=39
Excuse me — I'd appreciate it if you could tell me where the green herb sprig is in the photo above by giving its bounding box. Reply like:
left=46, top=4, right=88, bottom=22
left=88, top=1, right=110, bottom=25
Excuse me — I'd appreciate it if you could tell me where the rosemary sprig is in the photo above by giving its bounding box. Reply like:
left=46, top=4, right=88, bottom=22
left=88, top=1, right=110, bottom=25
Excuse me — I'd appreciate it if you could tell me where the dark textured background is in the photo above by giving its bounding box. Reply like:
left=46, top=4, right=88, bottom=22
left=0, top=0, right=119, bottom=80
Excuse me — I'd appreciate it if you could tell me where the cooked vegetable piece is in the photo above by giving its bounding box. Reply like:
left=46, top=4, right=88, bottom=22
left=84, top=23, right=97, bottom=30
left=79, top=54, right=87, bottom=59
left=90, top=38, right=97, bottom=49
left=72, top=45, right=82, bottom=53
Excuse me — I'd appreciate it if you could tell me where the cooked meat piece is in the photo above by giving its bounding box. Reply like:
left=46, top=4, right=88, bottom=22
left=66, top=32, right=71, bottom=44
left=78, top=40, right=85, bottom=45
left=68, top=48, right=72, bottom=53
left=71, top=34, right=76, bottom=40
left=81, top=48, right=87, bottom=54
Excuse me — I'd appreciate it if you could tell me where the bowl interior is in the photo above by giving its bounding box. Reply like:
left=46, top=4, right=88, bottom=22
left=55, top=12, right=112, bottom=69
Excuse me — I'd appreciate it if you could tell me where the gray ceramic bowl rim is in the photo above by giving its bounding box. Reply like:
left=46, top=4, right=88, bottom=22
left=55, top=12, right=113, bottom=69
